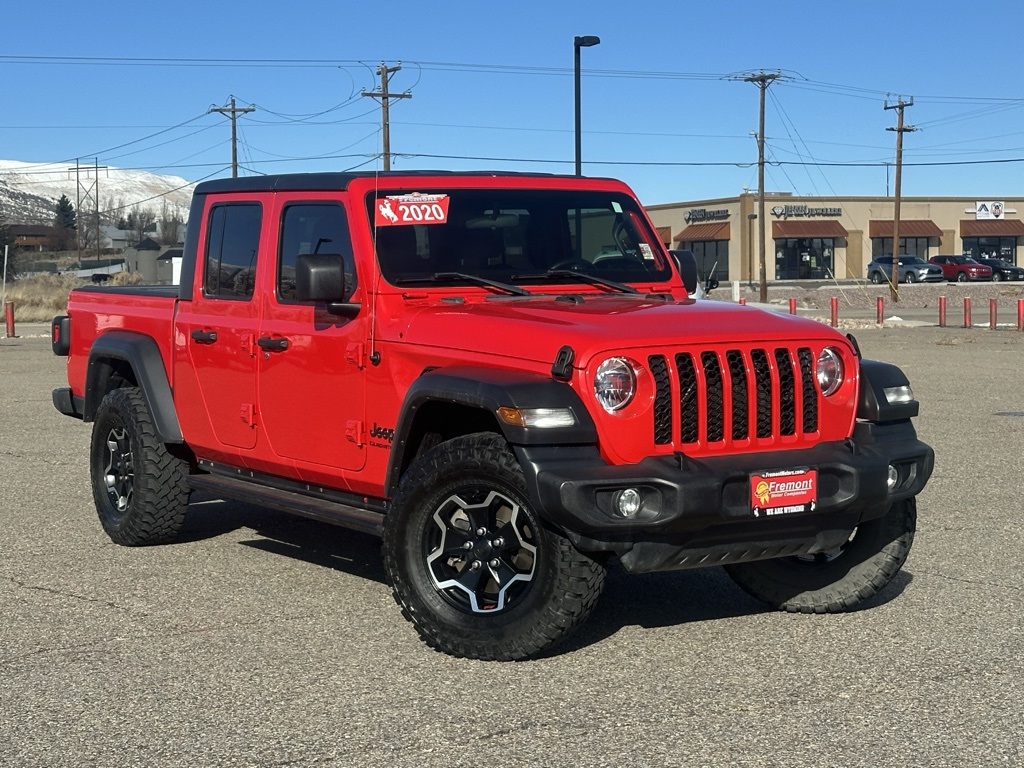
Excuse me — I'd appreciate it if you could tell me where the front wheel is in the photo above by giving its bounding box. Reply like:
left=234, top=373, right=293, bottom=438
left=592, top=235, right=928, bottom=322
left=904, top=271, right=916, bottom=284
left=383, top=433, right=605, bottom=660
left=90, top=387, right=190, bottom=546
left=992, top=272, right=1002, bottom=282
left=723, top=499, right=916, bottom=613
left=957, top=271, right=968, bottom=282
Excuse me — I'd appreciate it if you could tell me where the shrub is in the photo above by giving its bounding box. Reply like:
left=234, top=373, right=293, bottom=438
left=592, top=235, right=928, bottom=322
left=2, top=274, right=86, bottom=322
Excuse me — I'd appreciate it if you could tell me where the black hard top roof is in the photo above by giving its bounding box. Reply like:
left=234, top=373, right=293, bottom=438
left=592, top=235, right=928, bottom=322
left=192, top=169, right=597, bottom=195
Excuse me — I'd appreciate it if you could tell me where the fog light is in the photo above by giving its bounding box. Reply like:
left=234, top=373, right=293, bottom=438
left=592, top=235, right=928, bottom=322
left=887, top=464, right=899, bottom=491
left=615, top=488, right=642, bottom=517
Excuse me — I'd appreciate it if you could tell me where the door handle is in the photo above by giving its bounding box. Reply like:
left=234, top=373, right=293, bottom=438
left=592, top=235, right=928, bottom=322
left=257, top=336, right=289, bottom=352
left=190, top=329, right=218, bottom=344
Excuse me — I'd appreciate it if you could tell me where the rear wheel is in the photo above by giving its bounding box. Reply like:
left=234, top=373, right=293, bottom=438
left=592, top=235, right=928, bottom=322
left=870, top=271, right=883, bottom=284
left=383, top=433, right=605, bottom=660
left=90, top=387, right=189, bottom=546
left=724, top=499, right=916, bottom=613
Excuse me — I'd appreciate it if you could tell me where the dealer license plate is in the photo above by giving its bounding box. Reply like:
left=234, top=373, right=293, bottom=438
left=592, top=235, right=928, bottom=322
left=750, top=468, right=817, bottom=518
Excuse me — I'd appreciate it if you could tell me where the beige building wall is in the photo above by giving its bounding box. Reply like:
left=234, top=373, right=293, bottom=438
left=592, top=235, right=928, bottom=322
left=645, top=194, right=1024, bottom=281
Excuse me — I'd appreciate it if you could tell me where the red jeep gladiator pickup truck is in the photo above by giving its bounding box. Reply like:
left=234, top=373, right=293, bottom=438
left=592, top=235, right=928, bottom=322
left=52, top=171, right=933, bottom=660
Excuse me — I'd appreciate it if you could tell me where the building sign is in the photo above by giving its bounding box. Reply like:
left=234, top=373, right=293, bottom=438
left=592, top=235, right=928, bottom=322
left=771, top=204, right=842, bottom=218
left=684, top=208, right=730, bottom=223
left=975, top=201, right=1005, bottom=220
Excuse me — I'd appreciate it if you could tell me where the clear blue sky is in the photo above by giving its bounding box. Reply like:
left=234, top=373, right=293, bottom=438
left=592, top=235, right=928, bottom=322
left=4, top=0, right=1024, bottom=205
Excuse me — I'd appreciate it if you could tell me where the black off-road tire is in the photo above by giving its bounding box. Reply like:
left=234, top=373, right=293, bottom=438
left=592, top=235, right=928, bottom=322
left=90, top=387, right=190, bottom=546
left=382, top=432, right=605, bottom=661
left=723, top=499, right=916, bottom=613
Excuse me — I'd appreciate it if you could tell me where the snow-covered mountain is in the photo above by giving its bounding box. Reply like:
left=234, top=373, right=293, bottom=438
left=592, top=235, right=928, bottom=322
left=0, top=159, right=196, bottom=225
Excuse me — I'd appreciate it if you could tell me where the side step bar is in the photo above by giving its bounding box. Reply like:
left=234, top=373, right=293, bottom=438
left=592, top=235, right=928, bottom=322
left=188, top=472, right=386, bottom=537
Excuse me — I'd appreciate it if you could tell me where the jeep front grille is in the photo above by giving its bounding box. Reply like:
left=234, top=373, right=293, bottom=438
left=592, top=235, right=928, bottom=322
left=649, top=346, right=819, bottom=450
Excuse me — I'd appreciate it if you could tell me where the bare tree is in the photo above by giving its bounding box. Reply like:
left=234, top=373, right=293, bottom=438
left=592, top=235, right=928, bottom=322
left=125, top=205, right=156, bottom=246
left=158, top=200, right=185, bottom=245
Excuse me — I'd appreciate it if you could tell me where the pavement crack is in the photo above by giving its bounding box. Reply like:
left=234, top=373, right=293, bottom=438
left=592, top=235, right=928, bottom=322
left=915, top=569, right=1021, bottom=592
left=4, top=577, right=150, bottom=617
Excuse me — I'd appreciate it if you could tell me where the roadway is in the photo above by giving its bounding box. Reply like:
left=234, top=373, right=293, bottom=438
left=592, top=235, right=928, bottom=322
left=1, top=325, right=1021, bottom=767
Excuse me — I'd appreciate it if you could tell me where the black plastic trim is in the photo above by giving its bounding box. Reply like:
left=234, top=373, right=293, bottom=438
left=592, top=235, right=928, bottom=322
left=857, top=358, right=920, bottom=421
left=85, top=331, right=183, bottom=443
left=177, top=191, right=207, bottom=302
left=51, top=315, right=70, bottom=356
left=191, top=462, right=387, bottom=537
left=513, top=419, right=933, bottom=557
left=52, top=387, right=83, bottom=419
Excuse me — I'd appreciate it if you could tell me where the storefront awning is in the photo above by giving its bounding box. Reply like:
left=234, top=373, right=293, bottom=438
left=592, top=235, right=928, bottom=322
left=868, top=220, right=943, bottom=238
left=674, top=222, right=731, bottom=242
left=960, top=219, right=1024, bottom=237
left=772, top=221, right=848, bottom=239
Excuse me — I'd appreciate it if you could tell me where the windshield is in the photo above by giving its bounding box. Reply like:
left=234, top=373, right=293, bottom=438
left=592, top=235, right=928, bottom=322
left=367, top=189, right=672, bottom=288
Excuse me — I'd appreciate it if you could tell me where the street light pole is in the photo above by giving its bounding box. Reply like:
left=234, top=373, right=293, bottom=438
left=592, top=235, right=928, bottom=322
left=574, top=35, right=600, bottom=177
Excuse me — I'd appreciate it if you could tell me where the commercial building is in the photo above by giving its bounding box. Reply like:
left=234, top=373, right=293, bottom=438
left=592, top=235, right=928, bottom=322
left=645, top=192, right=1024, bottom=282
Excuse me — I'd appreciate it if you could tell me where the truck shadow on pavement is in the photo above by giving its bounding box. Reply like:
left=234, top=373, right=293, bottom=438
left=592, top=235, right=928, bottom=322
left=178, top=494, right=388, bottom=583
left=178, top=493, right=914, bottom=655
left=556, top=564, right=914, bottom=655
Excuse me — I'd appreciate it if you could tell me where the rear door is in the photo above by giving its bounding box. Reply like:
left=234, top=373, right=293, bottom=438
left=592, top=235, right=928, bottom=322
left=256, top=196, right=367, bottom=472
left=184, top=199, right=266, bottom=450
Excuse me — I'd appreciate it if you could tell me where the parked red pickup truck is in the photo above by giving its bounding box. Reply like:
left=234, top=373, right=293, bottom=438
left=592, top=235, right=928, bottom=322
left=52, top=171, right=933, bottom=660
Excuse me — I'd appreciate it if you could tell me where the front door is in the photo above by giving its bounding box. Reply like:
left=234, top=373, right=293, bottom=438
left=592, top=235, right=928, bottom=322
left=257, top=199, right=367, bottom=472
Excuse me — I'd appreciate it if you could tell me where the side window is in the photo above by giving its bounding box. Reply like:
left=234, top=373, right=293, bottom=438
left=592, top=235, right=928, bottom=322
left=204, top=203, right=262, bottom=299
left=278, top=203, right=356, bottom=302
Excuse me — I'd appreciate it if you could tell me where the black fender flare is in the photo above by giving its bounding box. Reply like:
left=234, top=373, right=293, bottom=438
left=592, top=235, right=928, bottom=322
left=85, top=331, right=183, bottom=443
left=384, top=366, right=597, bottom=496
left=857, top=358, right=919, bottom=423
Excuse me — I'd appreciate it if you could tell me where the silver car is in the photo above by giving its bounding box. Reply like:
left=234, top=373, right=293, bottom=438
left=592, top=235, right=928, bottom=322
left=867, top=255, right=944, bottom=284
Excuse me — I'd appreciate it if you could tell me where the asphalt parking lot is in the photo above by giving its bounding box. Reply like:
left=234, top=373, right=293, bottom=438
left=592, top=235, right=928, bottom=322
left=1, top=325, right=1021, bottom=768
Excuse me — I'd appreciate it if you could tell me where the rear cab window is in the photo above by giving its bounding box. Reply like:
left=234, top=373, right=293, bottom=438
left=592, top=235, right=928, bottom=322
left=203, top=203, right=263, bottom=300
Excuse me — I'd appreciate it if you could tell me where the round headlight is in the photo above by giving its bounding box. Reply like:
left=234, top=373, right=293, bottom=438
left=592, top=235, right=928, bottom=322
left=816, top=347, right=844, bottom=397
left=594, top=357, right=637, bottom=412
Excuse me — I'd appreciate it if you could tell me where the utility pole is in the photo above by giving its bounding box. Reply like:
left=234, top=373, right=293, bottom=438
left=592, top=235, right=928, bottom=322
left=745, top=72, right=780, bottom=303
left=209, top=96, right=255, bottom=178
left=362, top=62, right=411, bottom=171
left=885, top=97, right=916, bottom=303
left=69, top=158, right=108, bottom=267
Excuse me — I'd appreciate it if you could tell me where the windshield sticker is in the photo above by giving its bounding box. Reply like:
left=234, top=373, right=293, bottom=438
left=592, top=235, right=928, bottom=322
left=612, top=201, right=623, bottom=213
left=375, top=193, right=450, bottom=227
left=639, top=243, right=655, bottom=260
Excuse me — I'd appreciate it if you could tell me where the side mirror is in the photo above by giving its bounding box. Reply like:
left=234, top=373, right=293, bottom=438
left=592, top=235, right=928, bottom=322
left=296, top=254, right=359, bottom=317
left=669, top=249, right=698, bottom=294
left=705, top=277, right=719, bottom=292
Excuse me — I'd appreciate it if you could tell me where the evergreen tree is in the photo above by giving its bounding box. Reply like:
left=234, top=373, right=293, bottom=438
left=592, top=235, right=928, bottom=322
left=53, top=194, right=77, bottom=252
left=55, top=194, right=77, bottom=231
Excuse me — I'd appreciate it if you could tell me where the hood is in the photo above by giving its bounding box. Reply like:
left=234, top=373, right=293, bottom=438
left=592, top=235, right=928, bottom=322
left=395, top=295, right=845, bottom=366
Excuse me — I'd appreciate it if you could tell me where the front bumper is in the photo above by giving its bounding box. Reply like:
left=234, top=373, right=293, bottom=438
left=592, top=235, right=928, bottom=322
left=515, top=419, right=933, bottom=573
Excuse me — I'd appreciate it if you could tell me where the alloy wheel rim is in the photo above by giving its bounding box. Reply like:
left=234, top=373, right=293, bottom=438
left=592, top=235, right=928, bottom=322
left=103, top=426, right=134, bottom=515
left=425, top=489, right=537, bottom=613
